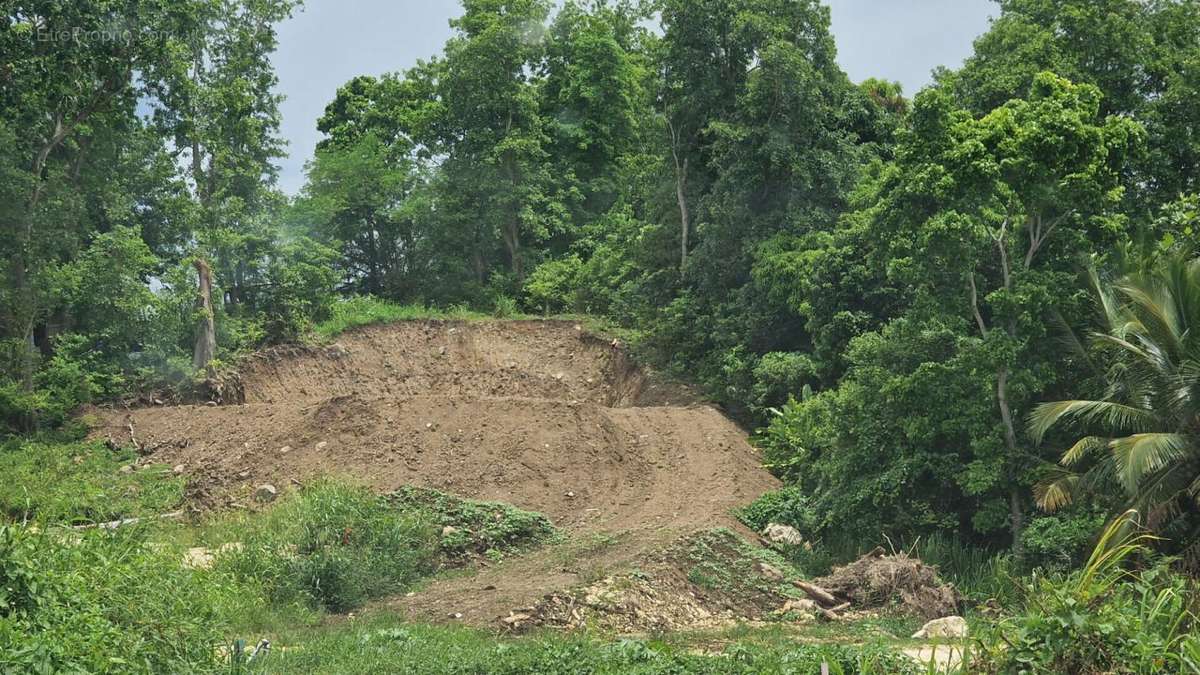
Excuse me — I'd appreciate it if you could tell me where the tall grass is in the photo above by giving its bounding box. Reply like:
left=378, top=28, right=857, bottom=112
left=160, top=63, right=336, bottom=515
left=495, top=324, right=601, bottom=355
left=908, top=534, right=1014, bottom=603
left=218, top=480, right=439, bottom=612
left=0, top=525, right=242, bottom=673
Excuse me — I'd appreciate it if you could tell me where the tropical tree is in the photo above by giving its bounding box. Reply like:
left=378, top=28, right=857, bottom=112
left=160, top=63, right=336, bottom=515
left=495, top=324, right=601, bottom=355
left=1030, top=254, right=1200, bottom=568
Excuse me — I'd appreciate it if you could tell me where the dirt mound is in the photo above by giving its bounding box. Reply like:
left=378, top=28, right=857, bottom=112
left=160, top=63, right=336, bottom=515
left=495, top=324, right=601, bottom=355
left=500, top=529, right=801, bottom=634
left=813, top=550, right=962, bottom=620
left=92, top=320, right=779, bottom=626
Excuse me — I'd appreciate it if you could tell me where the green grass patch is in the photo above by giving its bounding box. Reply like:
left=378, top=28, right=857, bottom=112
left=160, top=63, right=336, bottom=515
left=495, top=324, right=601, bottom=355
left=251, top=613, right=924, bottom=674
left=0, top=525, right=244, bottom=674
left=312, top=296, right=492, bottom=339
left=0, top=437, right=185, bottom=526
left=386, top=486, right=557, bottom=560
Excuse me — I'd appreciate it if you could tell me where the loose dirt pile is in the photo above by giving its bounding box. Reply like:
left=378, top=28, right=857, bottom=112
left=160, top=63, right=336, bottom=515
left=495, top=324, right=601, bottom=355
left=93, top=320, right=780, bottom=627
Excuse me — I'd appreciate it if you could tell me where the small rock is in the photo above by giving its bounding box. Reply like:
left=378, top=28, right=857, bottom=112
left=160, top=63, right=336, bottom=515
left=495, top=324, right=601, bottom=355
left=912, top=616, right=969, bottom=639
left=152, top=398, right=164, bottom=406
left=426, top=422, right=434, bottom=430
left=205, top=400, right=218, bottom=407
left=756, top=562, right=785, bottom=582
left=565, top=491, right=575, bottom=498
left=315, top=441, right=328, bottom=451
left=253, top=484, right=278, bottom=503
left=438, top=346, right=447, bottom=355
left=762, top=523, right=804, bottom=546
left=182, top=547, right=215, bottom=570
left=448, top=612, right=463, bottom=620
left=172, top=464, right=186, bottom=475
left=278, top=446, right=292, bottom=455
left=501, top=612, right=533, bottom=627
left=777, top=598, right=818, bottom=616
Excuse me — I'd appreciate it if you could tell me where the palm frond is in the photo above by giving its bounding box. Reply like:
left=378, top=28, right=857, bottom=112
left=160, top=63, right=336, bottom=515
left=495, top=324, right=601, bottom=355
left=1026, top=399, right=1157, bottom=444
left=1109, top=433, right=1192, bottom=494
left=1034, top=471, right=1080, bottom=512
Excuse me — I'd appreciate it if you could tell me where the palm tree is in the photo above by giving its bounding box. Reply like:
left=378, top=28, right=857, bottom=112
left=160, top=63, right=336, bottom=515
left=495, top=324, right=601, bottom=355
left=1028, top=253, right=1200, bottom=568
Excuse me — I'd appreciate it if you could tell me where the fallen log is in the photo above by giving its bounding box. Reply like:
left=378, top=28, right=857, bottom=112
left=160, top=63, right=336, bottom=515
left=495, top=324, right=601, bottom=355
left=794, top=580, right=840, bottom=608
left=817, top=602, right=852, bottom=621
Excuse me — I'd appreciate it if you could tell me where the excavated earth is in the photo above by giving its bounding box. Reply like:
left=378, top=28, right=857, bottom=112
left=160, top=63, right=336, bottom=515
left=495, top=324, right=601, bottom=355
left=94, top=320, right=781, bottom=628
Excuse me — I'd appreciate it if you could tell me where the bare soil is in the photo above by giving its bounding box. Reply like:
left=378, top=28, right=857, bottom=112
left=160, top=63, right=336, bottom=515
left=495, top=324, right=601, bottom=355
left=93, top=320, right=781, bottom=627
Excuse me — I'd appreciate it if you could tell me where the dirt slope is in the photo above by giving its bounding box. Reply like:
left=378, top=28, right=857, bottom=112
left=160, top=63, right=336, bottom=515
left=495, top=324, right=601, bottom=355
left=94, top=320, right=779, bottom=625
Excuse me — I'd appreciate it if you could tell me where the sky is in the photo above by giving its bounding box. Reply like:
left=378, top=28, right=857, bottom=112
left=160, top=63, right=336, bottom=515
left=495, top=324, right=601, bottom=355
left=270, top=0, right=997, bottom=195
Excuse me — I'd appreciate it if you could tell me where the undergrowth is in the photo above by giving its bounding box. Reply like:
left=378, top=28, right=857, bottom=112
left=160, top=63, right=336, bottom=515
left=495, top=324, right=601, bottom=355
left=0, top=434, right=185, bottom=525
left=217, top=481, right=439, bottom=613
left=386, top=486, right=556, bottom=560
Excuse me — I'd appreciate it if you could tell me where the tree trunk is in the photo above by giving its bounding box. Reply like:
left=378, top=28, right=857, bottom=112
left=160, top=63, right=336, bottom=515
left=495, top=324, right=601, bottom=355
left=192, top=258, right=217, bottom=374
left=676, top=156, right=689, bottom=269
left=997, top=367, right=1026, bottom=560
left=502, top=222, right=523, bottom=283
left=1010, top=487, right=1026, bottom=563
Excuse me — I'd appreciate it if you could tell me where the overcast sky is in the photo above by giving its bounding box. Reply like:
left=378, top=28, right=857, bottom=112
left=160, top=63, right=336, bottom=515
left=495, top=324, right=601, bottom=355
left=271, top=0, right=996, bottom=195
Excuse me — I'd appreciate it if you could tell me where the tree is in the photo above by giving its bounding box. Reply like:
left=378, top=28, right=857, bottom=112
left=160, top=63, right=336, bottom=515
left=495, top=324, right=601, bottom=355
left=0, top=2, right=209, bottom=400
left=767, top=74, right=1142, bottom=553
left=1030, top=254, right=1200, bottom=568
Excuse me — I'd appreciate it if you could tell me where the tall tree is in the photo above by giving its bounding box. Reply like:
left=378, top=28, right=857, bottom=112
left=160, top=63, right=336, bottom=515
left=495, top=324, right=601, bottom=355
left=0, top=2, right=206, bottom=403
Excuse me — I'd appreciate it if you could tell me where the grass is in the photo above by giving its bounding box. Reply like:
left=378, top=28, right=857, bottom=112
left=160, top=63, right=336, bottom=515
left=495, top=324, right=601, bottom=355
left=312, top=296, right=495, bottom=340
left=0, top=434, right=185, bottom=525
left=386, top=486, right=557, bottom=561
left=250, top=613, right=926, bottom=674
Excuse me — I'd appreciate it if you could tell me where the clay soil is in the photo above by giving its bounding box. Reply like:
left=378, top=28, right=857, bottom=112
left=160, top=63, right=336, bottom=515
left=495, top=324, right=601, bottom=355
left=93, top=320, right=780, bottom=626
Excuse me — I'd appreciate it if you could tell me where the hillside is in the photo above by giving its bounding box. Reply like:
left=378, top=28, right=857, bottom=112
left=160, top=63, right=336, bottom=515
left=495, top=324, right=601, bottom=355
left=94, top=320, right=780, bottom=625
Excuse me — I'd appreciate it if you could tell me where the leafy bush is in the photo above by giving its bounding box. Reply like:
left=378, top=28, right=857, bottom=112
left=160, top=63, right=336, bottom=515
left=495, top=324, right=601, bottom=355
left=736, top=486, right=816, bottom=534
left=219, top=481, right=438, bottom=612
left=0, top=525, right=238, bottom=674
left=974, top=515, right=1200, bottom=673
left=1021, top=509, right=1108, bottom=573
left=258, top=237, right=340, bottom=342
left=387, top=486, right=556, bottom=559
left=523, top=255, right=583, bottom=314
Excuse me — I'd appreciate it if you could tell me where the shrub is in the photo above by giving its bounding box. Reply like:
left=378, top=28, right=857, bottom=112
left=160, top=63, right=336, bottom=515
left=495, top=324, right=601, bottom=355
left=1021, top=509, right=1108, bottom=573
left=523, top=255, right=583, bottom=314
left=736, top=486, right=816, bottom=534
left=974, top=514, right=1200, bottom=673
left=387, top=486, right=555, bottom=559
left=219, top=481, right=438, bottom=612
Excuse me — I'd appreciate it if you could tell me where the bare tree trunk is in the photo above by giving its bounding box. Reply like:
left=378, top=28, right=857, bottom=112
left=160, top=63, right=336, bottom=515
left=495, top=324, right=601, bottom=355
left=668, top=119, right=690, bottom=269
left=193, top=258, right=217, bottom=374
left=676, top=157, right=689, bottom=269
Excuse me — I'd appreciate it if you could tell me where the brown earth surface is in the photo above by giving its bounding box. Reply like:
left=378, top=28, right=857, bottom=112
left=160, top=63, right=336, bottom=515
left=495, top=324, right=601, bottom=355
left=93, top=320, right=781, bottom=627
